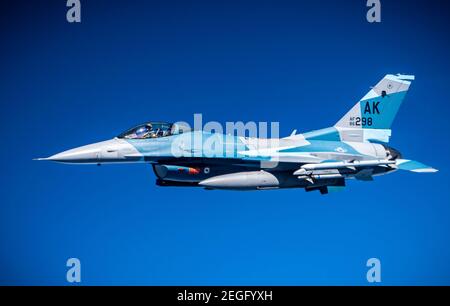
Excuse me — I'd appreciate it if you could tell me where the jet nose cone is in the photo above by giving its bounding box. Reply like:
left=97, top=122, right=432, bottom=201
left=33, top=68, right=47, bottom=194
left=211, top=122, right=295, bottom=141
left=46, top=145, right=100, bottom=163
left=36, top=139, right=137, bottom=164
left=38, top=140, right=115, bottom=163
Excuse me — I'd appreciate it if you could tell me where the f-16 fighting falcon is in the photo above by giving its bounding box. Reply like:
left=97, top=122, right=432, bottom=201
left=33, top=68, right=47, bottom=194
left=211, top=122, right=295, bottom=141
left=37, top=74, right=437, bottom=194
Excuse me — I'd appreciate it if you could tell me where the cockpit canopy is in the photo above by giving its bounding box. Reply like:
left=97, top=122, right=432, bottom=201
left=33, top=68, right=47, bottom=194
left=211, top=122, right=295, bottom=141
left=117, top=122, right=190, bottom=139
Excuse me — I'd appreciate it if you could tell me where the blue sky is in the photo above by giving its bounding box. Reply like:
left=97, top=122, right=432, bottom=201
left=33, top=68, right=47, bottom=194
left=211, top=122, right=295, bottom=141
left=1, top=0, right=450, bottom=285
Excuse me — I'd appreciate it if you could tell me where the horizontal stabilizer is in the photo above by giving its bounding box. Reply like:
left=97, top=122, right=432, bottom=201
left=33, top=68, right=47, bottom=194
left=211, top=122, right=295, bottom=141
left=396, top=159, right=438, bottom=173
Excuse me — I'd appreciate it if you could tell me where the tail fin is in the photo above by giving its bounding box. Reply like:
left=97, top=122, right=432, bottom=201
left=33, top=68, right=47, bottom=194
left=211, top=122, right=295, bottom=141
left=334, top=74, right=414, bottom=143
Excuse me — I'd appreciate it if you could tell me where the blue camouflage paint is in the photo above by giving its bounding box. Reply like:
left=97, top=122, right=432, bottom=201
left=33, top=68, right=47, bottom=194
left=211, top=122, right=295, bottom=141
left=126, top=132, right=371, bottom=161
left=125, top=131, right=250, bottom=159
left=303, top=127, right=341, bottom=141
left=397, top=160, right=431, bottom=171
left=278, top=140, right=359, bottom=155
left=360, top=91, right=408, bottom=129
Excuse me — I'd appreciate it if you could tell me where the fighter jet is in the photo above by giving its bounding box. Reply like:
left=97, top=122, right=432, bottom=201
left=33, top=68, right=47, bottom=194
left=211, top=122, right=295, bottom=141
left=37, top=74, right=437, bottom=194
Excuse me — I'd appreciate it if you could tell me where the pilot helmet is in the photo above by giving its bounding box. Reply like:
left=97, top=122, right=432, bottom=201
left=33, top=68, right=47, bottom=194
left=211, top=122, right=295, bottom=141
left=135, top=124, right=152, bottom=138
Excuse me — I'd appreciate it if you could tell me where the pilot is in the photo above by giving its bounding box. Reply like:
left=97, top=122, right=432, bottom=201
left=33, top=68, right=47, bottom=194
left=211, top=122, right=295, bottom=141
left=135, top=124, right=153, bottom=139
